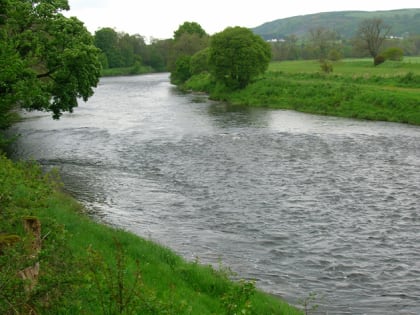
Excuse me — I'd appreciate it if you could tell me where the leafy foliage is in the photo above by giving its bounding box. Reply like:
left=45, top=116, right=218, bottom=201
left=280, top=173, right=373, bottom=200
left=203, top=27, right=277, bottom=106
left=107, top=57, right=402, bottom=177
left=171, top=55, right=192, bottom=85
left=209, top=27, right=271, bottom=89
left=173, top=21, right=208, bottom=41
left=382, top=46, right=404, bottom=61
left=168, top=22, right=209, bottom=75
left=374, top=55, right=386, bottom=66
left=0, top=0, right=101, bottom=120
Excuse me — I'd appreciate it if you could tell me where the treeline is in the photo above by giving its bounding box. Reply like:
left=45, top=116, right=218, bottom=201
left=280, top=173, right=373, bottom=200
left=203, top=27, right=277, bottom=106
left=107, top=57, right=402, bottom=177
left=270, top=32, right=420, bottom=61
left=94, top=21, right=420, bottom=76
left=91, top=23, right=210, bottom=74
left=93, top=28, right=171, bottom=72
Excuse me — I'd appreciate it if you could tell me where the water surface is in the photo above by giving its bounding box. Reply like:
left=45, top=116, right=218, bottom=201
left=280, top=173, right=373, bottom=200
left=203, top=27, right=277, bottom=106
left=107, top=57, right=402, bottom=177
left=10, top=74, right=420, bottom=314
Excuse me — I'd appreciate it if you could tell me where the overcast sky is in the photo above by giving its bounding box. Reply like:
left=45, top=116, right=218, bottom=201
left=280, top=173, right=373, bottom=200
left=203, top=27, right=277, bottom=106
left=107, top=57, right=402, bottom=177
left=65, top=0, right=420, bottom=39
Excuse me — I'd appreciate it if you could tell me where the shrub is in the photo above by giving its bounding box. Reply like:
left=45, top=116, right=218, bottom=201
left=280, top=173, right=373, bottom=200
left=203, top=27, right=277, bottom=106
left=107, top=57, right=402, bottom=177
left=328, top=49, right=342, bottom=61
left=320, top=60, right=333, bottom=73
left=374, top=55, right=386, bottom=66
left=190, top=48, right=210, bottom=75
left=170, top=56, right=192, bottom=84
left=382, top=47, right=404, bottom=61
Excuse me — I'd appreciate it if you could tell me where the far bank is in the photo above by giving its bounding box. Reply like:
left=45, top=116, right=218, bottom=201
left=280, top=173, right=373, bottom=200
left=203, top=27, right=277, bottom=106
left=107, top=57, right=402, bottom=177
left=182, top=58, right=420, bottom=125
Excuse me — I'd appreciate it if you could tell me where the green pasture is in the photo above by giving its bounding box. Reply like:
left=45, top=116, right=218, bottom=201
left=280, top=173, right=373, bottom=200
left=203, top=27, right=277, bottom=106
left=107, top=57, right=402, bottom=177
left=268, top=57, right=420, bottom=76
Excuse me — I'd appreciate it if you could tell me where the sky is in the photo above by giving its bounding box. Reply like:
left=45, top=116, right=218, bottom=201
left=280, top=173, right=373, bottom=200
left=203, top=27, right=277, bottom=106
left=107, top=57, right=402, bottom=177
left=65, top=0, right=420, bottom=39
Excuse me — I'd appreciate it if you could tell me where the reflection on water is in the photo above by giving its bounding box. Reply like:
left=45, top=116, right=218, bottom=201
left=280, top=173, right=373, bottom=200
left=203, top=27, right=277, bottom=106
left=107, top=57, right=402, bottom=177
left=8, top=74, right=420, bottom=315
left=207, top=103, right=270, bottom=128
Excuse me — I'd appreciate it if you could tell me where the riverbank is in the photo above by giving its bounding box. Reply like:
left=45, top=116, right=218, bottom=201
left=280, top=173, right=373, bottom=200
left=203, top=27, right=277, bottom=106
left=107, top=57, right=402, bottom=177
left=183, top=58, right=420, bottom=125
left=101, top=65, right=157, bottom=77
left=0, top=154, right=302, bottom=314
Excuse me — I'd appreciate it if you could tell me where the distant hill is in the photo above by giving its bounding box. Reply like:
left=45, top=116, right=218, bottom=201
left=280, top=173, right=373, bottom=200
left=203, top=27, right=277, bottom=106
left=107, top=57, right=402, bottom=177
left=252, top=9, right=420, bottom=40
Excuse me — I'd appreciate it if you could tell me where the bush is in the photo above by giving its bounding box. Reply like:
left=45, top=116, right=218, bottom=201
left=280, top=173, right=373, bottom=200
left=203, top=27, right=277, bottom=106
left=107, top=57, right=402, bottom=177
left=190, top=48, right=210, bottom=75
left=170, top=55, right=192, bottom=84
left=382, top=47, right=404, bottom=61
left=320, top=60, right=333, bottom=73
left=328, top=49, right=342, bottom=61
left=374, top=55, right=386, bottom=66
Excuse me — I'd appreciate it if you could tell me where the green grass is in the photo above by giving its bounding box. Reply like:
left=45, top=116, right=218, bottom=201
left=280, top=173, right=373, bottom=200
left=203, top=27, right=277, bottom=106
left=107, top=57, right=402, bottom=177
left=185, top=58, right=420, bottom=125
left=268, top=58, right=420, bottom=76
left=0, top=155, right=302, bottom=314
left=101, top=65, right=156, bottom=77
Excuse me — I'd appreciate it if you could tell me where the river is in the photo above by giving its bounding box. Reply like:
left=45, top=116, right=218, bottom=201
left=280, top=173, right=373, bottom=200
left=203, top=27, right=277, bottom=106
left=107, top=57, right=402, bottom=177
left=8, top=73, right=420, bottom=314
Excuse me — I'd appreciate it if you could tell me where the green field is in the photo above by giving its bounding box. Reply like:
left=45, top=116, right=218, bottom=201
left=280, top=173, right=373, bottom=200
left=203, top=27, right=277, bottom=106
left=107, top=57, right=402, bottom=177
left=268, top=57, right=420, bottom=76
left=0, top=155, right=302, bottom=314
left=186, top=58, right=420, bottom=125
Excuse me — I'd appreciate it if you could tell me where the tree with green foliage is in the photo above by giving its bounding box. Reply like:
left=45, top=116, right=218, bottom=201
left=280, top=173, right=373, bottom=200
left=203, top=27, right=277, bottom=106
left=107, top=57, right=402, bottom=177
left=173, top=21, right=207, bottom=41
left=94, top=28, right=148, bottom=69
left=355, top=18, right=391, bottom=64
left=0, top=0, right=101, bottom=146
left=190, top=48, right=210, bottom=75
left=94, top=28, right=123, bottom=68
left=209, top=27, right=271, bottom=89
left=171, top=55, right=192, bottom=85
left=146, top=38, right=172, bottom=72
left=169, top=22, right=209, bottom=83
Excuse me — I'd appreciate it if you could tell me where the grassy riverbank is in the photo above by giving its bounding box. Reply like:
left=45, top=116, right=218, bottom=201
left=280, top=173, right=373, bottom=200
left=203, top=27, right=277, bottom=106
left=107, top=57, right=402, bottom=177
left=184, top=58, right=420, bottom=125
left=101, top=65, right=156, bottom=77
left=0, top=155, right=302, bottom=314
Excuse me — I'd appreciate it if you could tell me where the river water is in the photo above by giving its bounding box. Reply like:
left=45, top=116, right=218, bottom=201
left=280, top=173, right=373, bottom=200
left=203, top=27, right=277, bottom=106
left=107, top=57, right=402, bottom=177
left=8, top=74, right=420, bottom=314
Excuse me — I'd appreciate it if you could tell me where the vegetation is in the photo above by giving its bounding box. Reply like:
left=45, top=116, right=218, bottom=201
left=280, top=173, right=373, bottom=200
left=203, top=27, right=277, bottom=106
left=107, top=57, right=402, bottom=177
left=0, top=4, right=300, bottom=313
left=209, top=27, right=271, bottom=89
left=253, top=9, right=420, bottom=39
left=0, top=0, right=101, bottom=149
left=169, top=22, right=209, bottom=85
left=93, top=28, right=170, bottom=73
left=354, top=18, right=391, bottom=63
left=183, top=58, right=420, bottom=125
left=0, top=155, right=302, bottom=314
left=259, top=9, right=420, bottom=61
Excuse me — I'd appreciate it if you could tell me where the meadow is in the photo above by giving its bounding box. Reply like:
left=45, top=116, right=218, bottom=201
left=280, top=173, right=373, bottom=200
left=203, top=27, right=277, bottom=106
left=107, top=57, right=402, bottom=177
left=186, top=58, right=420, bottom=125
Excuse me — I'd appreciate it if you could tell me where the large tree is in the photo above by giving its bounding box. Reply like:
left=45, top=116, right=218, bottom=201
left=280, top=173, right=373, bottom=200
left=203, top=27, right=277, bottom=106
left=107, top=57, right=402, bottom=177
left=0, top=0, right=101, bottom=135
left=169, top=22, right=209, bottom=83
left=308, top=27, right=340, bottom=60
left=209, top=26, right=271, bottom=89
left=168, top=22, right=209, bottom=72
left=173, top=21, right=207, bottom=41
left=355, top=18, right=391, bottom=61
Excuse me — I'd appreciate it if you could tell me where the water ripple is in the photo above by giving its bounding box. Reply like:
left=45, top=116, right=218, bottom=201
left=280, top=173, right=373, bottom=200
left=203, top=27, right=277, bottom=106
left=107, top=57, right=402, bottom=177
left=9, top=74, right=420, bottom=315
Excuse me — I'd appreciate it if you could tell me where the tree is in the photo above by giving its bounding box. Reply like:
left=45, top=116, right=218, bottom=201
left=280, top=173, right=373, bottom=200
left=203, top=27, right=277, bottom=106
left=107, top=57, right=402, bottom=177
left=355, top=18, right=391, bottom=63
left=173, top=21, right=207, bottom=41
left=145, top=38, right=172, bottom=72
left=168, top=22, right=209, bottom=73
left=209, top=26, right=271, bottom=89
left=190, top=48, right=210, bottom=75
left=170, top=55, right=192, bottom=85
left=94, top=28, right=122, bottom=68
left=308, top=27, right=340, bottom=61
left=0, top=0, right=101, bottom=126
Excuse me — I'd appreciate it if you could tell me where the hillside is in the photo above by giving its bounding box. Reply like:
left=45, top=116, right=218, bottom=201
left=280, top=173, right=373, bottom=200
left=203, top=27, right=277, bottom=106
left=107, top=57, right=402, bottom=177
left=253, top=9, right=420, bottom=40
